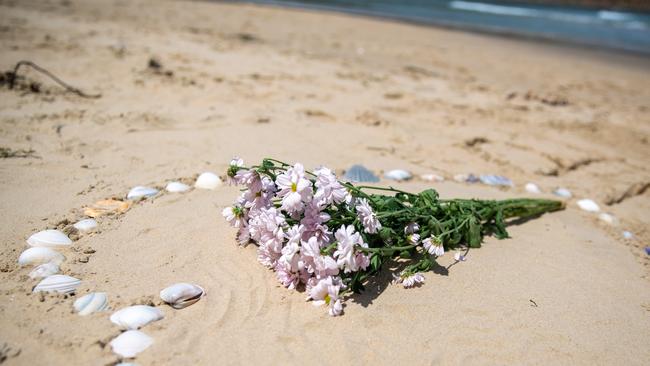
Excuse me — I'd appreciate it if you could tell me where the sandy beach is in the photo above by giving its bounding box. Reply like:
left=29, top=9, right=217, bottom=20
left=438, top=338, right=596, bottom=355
left=1, top=0, right=649, bottom=364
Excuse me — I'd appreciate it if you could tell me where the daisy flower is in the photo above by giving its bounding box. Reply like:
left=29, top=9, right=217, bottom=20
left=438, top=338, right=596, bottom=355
left=401, top=273, right=425, bottom=288
left=355, top=198, right=382, bottom=234
left=422, top=236, right=444, bottom=256
left=313, top=166, right=350, bottom=206
left=334, top=225, right=366, bottom=273
left=276, top=163, right=313, bottom=214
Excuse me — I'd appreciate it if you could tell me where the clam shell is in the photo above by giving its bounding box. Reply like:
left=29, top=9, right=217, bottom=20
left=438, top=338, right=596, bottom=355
left=525, top=183, right=541, bottom=194
left=160, top=283, right=205, bottom=309
left=343, top=165, right=379, bottom=183
left=195, top=172, right=222, bottom=190
left=26, top=230, right=72, bottom=248
left=384, top=169, right=412, bottom=181
left=29, top=262, right=60, bottom=279
left=480, top=175, right=513, bottom=187
left=553, top=187, right=572, bottom=198
left=127, top=186, right=159, bottom=200
left=18, top=247, right=65, bottom=266
left=110, top=305, right=164, bottom=330
left=165, top=181, right=190, bottom=193
left=74, top=292, right=108, bottom=316
left=33, top=275, right=81, bottom=294
left=110, top=330, right=153, bottom=358
left=84, top=199, right=131, bottom=218
left=73, top=218, right=98, bottom=232
left=577, top=199, right=600, bottom=212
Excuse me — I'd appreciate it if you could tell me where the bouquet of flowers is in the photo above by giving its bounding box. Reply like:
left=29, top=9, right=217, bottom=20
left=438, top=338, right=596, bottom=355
left=223, top=158, right=563, bottom=316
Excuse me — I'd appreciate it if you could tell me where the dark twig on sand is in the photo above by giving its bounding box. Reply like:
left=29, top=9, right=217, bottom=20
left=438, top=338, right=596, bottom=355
left=0, top=147, right=39, bottom=159
left=6, top=60, right=101, bottom=99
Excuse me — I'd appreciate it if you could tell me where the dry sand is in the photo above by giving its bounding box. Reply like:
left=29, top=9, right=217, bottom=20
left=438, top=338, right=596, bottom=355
left=1, top=0, right=649, bottom=364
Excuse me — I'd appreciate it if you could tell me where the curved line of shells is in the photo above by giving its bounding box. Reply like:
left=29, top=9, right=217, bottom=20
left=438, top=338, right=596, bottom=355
left=18, top=172, right=221, bottom=362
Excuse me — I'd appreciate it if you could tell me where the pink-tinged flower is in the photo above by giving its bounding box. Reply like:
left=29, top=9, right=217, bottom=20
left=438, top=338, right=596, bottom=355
left=404, top=222, right=420, bottom=235
left=227, top=157, right=245, bottom=185
left=235, top=169, right=262, bottom=193
left=422, top=236, right=444, bottom=256
left=301, top=203, right=331, bottom=245
left=308, top=276, right=344, bottom=316
left=274, top=257, right=308, bottom=290
left=334, top=225, right=367, bottom=273
left=222, top=205, right=246, bottom=228
left=313, top=166, right=351, bottom=206
left=407, top=233, right=421, bottom=245
left=301, top=237, right=339, bottom=278
left=276, top=163, right=313, bottom=214
left=355, top=198, right=382, bottom=234
left=248, top=207, right=286, bottom=258
left=401, top=273, right=425, bottom=288
left=257, top=242, right=281, bottom=268
left=285, top=224, right=305, bottom=247
left=237, top=226, right=251, bottom=245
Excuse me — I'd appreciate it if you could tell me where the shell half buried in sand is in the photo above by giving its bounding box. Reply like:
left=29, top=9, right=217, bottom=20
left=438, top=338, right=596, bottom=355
left=26, top=230, right=72, bottom=248
left=73, top=218, right=98, bottom=232
left=195, top=172, right=222, bottom=189
left=74, top=292, right=109, bottom=316
left=18, top=247, right=65, bottom=266
left=29, top=262, right=60, bottom=279
left=33, top=275, right=81, bottom=294
left=127, top=186, right=159, bottom=200
left=110, top=305, right=164, bottom=330
left=83, top=199, right=131, bottom=218
left=165, top=181, right=191, bottom=193
left=160, top=283, right=205, bottom=309
left=110, top=330, right=153, bottom=358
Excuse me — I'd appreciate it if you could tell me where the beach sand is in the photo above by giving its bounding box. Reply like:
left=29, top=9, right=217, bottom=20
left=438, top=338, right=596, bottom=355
left=1, top=0, right=649, bottom=364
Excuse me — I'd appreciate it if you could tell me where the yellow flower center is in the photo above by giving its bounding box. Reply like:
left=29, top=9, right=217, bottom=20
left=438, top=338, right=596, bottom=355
left=291, top=182, right=297, bottom=192
left=324, top=294, right=331, bottom=305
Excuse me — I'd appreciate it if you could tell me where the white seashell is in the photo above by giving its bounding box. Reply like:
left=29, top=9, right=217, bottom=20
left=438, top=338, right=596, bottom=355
left=420, top=173, right=444, bottom=182
left=525, top=183, right=541, bottom=194
left=577, top=199, right=600, bottom=212
left=160, top=283, right=205, bottom=309
left=553, top=187, right=572, bottom=198
left=165, top=181, right=190, bottom=193
left=195, top=172, right=222, bottom=190
left=26, top=229, right=72, bottom=248
left=622, top=231, right=634, bottom=239
left=74, top=292, right=108, bottom=316
left=110, top=330, right=153, bottom=358
left=18, top=247, right=65, bottom=266
left=384, top=169, right=412, bottom=181
left=127, top=186, right=159, bottom=200
left=110, top=305, right=164, bottom=330
left=33, top=275, right=81, bottom=294
left=73, top=218, right=98, bottom=232
left=598, top=213, right=617, bottom=225
left=29, top=262, right=60, bottom=279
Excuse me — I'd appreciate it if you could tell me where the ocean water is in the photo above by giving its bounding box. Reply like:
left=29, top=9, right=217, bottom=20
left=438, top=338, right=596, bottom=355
left=238, top=0, right=650, bottom=54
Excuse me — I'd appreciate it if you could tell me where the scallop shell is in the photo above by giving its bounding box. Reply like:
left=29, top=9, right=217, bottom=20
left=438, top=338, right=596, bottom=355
left=479, top=175, right=513, bottom=187
left=525, top=183, right=541, bottom=194
left=33, top=275, right=81, bottom=294
left=384, top=169, right=412, bottom=181
left=18, top=247, right=65, bottom=266
left=160, top=283, right=205, bottom=309
left=577, top=199, right=600, bottom=212
left=110, top=305, right=164, bottom=330
left=84, top=199, right=131, bottom=218
left=29, top=262, right=60, bottom=279
left=127, top=186, right=159, bottom=200
left=195, top=172, right=222, bottom=190
left=343, top=165, right=379, bottom=183
left=110, top=330, right=153, bottom=358
left=165, top=181, right=190, bottom=193
left=74, top=292, right=108, bottom=316
left=26, top=230, right=72, bottom=248
left=73, top=218, right=98, bottom=232
left=553, top=187, right=572, bottom=198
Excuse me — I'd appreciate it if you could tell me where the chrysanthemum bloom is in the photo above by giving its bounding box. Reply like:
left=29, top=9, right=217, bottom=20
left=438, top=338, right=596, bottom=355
left=422, top=236, right=444, bottom=256
left=334, top=225, right=367, bottom=272
left=301, top=237, right=339, bottom=278
left=308, top=276, right=344, bottom=316
left=407, top=233, right=421, bottom=245
left=401, top=272, right=425, bottom=288
left=235, top=169, right=262, bottom=193
left=227, top=157, right=245, bottom=185
left=404, top=222, right=420, bottom=235
left=222, top=205, right=246, bottom=228
left=301, top=203, right=332, bottom=245
left=276, top=163, right=313, bottom=214
left=355, top=198, right=382, bottom=234
left=313, top=166, right=351, bottom=206
left=248, top=207, right=286, bottom=266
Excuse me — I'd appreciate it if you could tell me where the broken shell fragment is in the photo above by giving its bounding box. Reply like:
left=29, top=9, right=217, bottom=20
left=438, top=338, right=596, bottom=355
left=195, top=172, right=222, bottom=190
left=127, top=186, right=159, bottom=200
left=165, top=181, right=190, bottom=193
left=73, top=219, right=98, bottom=232
left=84, top=199, right=131, bottom=218
left=384, top=169, right=412, bottom=181
left=160, top=283, right=205, bottom=309
left=525, top=183, right=541, bottom=194
left=74, top=292, right=108, bottom=316
left=110, top=305, right=164, bottom=330
left=18, top=247, right=65, bottom=266
left=29, top=262, right=60, bottom=279
left=27, top=230, right=72, bottom=248
left=110, top=330, right=153, bottom=358
left=33, top=275, right=81, bottom=294
left=577, top=199, right=600, bottom=212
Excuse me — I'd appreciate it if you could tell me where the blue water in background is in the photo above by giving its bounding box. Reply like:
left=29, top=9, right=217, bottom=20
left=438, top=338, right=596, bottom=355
left=238, top=0, right=650, bottom=54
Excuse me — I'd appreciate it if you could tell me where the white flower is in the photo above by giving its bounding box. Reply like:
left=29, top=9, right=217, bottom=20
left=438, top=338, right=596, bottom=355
left=454, top=252, right=466, bottom=262
left=404, top=222, right=420, bottom=234
left=227, top=157, right=245, bottom=185
left=222, top=205, right=246, bottom=228
left=276, top=163, right=313, bottom=214
left=401, top=273, right=425, bottom=288
left=301, top=237, right=338, bottom=278
left=313, top=166, right=350, bottom=206
left=236, top=169, right=262, bottom=193
left=422, top=236, right=444, bottom=256
left=248, top=207, right=286, bottom=259
left=333, top=225, right=366, bottom=273
left=300, top=203, right=331, bottom=245
left=407, top=233, right=420, bottom=245
left=308, top=276, right=344, bottom=316
left=355, top=198, right=382, bottom=234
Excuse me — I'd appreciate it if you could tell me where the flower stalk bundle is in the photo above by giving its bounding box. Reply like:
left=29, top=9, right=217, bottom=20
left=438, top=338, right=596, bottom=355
left=223, top=158, right=564, bottom=316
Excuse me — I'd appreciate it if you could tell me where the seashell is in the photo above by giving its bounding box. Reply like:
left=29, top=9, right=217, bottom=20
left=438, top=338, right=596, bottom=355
left=110, top=305, right=164, bottom=330
left=195, top=172, right=222, bottom=190
left=110, top=330, right=153, bottom=358
left=384, top=169, right=412, bottom=181
left=343, top=165, right=379, bottom=183
left=525, top=183, right=541, bottom=194
left=598, top=213, right=617, bottom=225
left=127, top=186, right=159, bottom=200
left=645, top=247, right=650, bottom=256
left=84, top=199, right=131, bottom=218
left=420, top=173, right=444, bottom=182
left=33, top=275, right=81, bottom=294
left=622, top=231, right=634, bottom=240
left=479, top=175, right=513, bottom=187
left=577, top=199, right=600, bottom=212
left=29, top=262, right=60, bottom=279
left=73, top=218, right=97, bottom=232
left=454, top=173, right=479, bottom=183
left=160, top=283, right=205, bottom=309
left=553, top=187, right=572, bottom=198
left=165, top=181, right=190, bottom=193
left=27, top=230, right=72, bottom=248
left=74, top=292, right=108, bottom=316
left=18, top=247, right=65, bottom=266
